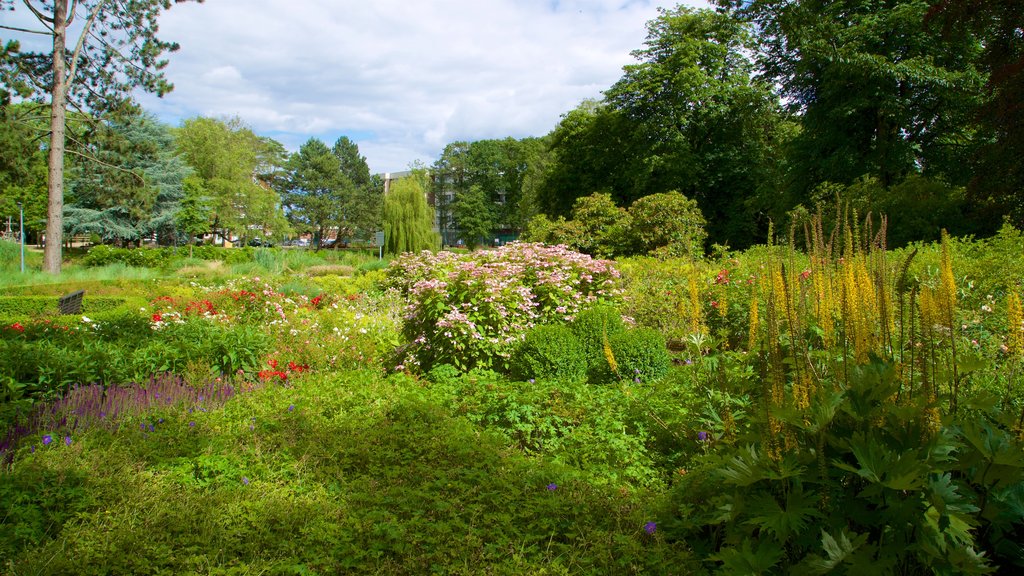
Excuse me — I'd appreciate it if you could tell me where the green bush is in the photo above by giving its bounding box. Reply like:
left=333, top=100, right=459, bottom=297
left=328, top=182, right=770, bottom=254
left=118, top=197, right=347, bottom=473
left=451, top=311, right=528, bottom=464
left=592, top=328, right=670, bottom=384
left=509, top=324, right=587, bottom=382
left=569, top=304, right=625, bottom=360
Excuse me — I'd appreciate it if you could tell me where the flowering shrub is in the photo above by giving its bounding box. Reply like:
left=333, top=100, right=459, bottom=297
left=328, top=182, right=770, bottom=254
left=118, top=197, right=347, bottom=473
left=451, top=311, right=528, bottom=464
left=386, top=243, right=621, bottom=372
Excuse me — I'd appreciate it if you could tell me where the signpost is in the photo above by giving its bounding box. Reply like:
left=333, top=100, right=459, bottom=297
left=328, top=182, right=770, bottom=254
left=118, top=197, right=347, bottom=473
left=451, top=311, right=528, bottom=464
left=374, top=231, right=385, bottom=260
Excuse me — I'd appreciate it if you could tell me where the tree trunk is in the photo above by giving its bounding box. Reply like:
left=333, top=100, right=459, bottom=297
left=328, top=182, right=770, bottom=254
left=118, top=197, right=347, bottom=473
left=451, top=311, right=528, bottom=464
left=43, top=0, right=69, bottom=274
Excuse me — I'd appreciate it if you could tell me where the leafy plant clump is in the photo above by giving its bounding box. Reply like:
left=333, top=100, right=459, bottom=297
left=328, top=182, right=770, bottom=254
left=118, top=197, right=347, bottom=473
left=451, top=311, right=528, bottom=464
left=386, top=242, right=621, bottom=372
left=509, top=324, right=588, bottom=382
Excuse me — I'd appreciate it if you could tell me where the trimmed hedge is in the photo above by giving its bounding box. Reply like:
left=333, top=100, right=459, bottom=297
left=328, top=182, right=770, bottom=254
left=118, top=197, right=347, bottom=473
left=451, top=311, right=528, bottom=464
left=509, top=324, right=588, bottom=382
left=82, top=245, right=255, bottom=267
left=0, top=296, right=139, bottom=323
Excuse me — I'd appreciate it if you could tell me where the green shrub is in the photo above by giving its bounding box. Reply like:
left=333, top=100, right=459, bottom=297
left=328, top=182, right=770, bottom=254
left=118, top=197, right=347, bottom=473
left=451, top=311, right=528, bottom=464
left=569, top=304, right=625, bottom=359
left=509, top=324, right=587, bottom=382
left=0, top=297, right=57, bottom=318
left=387, top=243, right=620, bottom=373
left=592, top=328, right=670, bottom=384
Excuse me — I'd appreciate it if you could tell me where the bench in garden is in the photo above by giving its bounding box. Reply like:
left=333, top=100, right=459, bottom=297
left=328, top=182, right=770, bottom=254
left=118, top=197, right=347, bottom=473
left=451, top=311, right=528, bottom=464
left=58, top=290, right=85, bottom=315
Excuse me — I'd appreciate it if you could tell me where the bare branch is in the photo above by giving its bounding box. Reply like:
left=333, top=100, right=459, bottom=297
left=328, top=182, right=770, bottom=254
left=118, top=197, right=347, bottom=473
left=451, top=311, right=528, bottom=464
left=65, top=1, right=106, bottom=89
left=0, top=23, right=51, bottom=35
left=64, top=146, right=146, bottom=185
left=21, top=0, right=54, bottom=25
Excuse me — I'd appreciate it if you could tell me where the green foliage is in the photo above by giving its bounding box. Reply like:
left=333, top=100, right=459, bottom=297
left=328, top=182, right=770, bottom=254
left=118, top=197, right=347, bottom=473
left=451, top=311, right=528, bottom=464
left=671, top=357, right=1024, bottom=574
left=175, top=116, right=290, bottom=244
left=569, top=304, right=626, bottom=359
left=386, top=243, right=620, bottom=372
left=451, top=184, right=497, bottom=248
left=509, top=324, right=588, bottom=382
left=280, top=137, right=353, bottom=248
left=627, top=191, right=708, bottom=258
left=382, top=171, right=438, bottom=255
left=615, top=328, right=671, bottom=382
left=65, top=110, right=189, bottom=245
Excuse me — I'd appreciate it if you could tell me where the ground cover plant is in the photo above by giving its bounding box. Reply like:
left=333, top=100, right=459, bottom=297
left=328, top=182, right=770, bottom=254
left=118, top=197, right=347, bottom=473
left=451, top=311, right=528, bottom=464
left=0, top=225, right=1022, bottom=574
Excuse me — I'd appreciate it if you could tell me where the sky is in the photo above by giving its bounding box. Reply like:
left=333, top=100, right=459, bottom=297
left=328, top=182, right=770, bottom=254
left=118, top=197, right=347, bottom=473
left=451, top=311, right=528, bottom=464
left=4, top=0, right=708, bottom=174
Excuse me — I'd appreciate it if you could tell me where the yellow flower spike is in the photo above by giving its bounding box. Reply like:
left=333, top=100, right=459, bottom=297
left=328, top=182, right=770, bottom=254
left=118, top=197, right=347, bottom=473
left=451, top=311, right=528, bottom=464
left=688, top=275, right=704, bottom=335
left=747, top=296, right=760, bottom=352
left=1007, top=291, right=1023, bottom=356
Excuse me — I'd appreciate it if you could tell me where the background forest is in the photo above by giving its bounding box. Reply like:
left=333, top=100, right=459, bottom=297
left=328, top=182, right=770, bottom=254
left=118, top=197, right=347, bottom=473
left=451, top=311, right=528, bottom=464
left=1, top=1, right=1021, bottom=255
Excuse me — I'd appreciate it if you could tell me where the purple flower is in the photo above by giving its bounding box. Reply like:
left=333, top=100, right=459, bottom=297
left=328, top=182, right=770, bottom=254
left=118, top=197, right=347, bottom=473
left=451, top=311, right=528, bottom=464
left=644, top=521, right=657, bottom=535
left=30, top=445, right=36, bottom=453
left=189, top=421, right=195, bottom=428
left=241, top=476, right=250, bottom=486
left=546, top=483, right=557, bottom=491
left=698, top=431, right=709, bottom=441
left=42, top=434, right=52, bottom=446
left=288, top=404, right=295, bottom=412
left=64, top=436, right=72, bottom=446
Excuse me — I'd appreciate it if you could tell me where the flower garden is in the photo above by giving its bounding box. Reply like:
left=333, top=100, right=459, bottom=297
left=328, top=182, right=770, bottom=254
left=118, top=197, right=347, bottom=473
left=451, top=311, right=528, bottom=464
left=1, top=221, right=1023, bottom=574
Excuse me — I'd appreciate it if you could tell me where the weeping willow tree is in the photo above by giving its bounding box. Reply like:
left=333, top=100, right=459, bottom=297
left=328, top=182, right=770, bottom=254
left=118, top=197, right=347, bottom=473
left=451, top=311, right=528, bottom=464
left=383, top=170, right=438, bottom=255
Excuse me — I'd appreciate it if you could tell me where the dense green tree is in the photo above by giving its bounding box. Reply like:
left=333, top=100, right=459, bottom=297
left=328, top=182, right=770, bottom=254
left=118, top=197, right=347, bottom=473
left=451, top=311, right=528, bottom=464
left=383, top=171, right=438, bottom=255
left=538, top=8, right=788, bottom=249
left=175, top=117, right=288, bottom=245
left=0, top=103, right=47, bottom=242
left=281, top=138, right=349, bottom=249
left=175, top=175, right=212, bottom=256
left=331, top=136, right=380, bottom=242
left=64, top=111, right=188, bottom=245
left=928, top=0, right=1024, bottom=226
left=431, top=141, right=470, bottom=245
left=2, top=0, right=200, bottom=272
left=626, top=191, right=707, bottom=258
left=451, top=184, right=496, bottom=249
left=432, top=137, right=546, bottom=243
left=716, top=0, right=986, bottom=195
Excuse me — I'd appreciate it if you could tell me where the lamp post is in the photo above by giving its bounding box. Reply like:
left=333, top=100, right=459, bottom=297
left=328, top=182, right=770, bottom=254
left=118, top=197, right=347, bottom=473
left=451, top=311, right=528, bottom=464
left=18, top=202, right=25, bottom=273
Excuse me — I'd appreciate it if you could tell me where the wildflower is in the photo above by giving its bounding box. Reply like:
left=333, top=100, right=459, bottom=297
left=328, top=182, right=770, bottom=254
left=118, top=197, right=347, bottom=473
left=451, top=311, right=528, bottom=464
left=10, top=322, right=24, bottom=333
left=644, top=522, right=657, bottom=535
left=152, top=312, right=163, bottom=323
left=288, top=404, right=295, bottom=412
left=189, top=421, right=195, bottom=428
left=242, top=476, right=250, bottom=486
left=546, top=483, right=557, bottom=491
left=698, top=431, right=709, bottom=441
left=64, top=436, right=72, bottom=446
left=42, top=434, right=52, bottom=446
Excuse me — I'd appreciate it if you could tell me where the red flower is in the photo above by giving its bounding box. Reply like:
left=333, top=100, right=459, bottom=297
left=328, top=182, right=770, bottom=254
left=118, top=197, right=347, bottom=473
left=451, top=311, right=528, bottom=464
left=310, top=295, right=323, bottom=308
left=711, top=300, right=720, bottom=309
left=10, top=322, right=24, bottom=333
left=257, top=369, right=288, bottom=382
left=288, top=361, right=308, bottom=373
left=152, top=313, right=163, bottom=323
left=714, top=269, right=730, bottom=285
left=267, top=358, right=278, bottom=368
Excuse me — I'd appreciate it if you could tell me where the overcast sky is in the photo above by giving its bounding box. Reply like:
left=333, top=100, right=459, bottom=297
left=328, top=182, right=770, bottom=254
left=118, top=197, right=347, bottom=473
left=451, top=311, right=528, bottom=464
left=5, top=0, right=707, bottom=174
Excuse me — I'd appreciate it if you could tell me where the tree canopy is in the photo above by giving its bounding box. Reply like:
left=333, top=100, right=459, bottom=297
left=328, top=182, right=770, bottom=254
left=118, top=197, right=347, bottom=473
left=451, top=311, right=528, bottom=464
left=2, top=0, right=200, bottom=272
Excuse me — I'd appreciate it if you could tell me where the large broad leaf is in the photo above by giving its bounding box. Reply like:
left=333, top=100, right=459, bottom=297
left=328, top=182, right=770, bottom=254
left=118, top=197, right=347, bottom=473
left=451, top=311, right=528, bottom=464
left=791, top=529, right=870, bottom=576
left=745, top=488, right=823, bottom=542
left=719, top=445, right=771, bottom=487
left=719, top=445, right=807, bottom=487
left=712, top=539, right=785, bottom=575
left=833, top=432, right=930, bottom=491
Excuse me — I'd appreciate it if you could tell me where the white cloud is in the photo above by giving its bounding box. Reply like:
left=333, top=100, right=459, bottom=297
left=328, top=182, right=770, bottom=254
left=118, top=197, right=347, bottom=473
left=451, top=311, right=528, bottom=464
left=5, top=0, right=709, bottom=173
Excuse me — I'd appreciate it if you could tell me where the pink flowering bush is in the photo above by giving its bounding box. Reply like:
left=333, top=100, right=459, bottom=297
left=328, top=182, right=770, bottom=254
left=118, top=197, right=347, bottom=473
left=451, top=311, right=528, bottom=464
left=386, top=242, right=621, bottom=372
